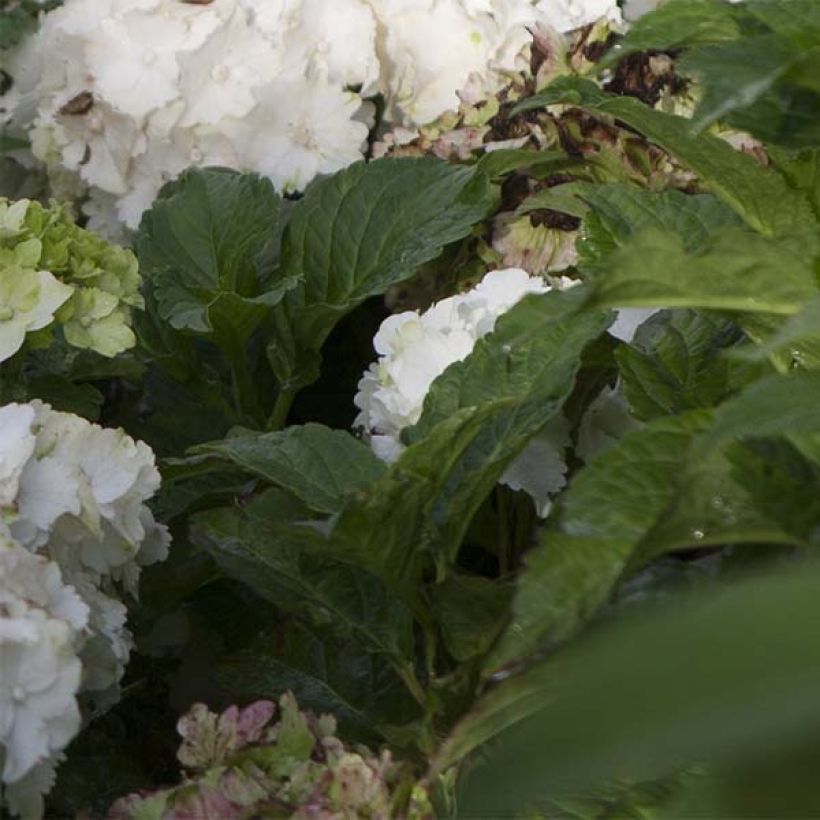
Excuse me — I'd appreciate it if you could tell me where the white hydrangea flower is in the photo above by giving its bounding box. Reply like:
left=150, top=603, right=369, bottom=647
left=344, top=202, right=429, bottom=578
left=2, top=755, right=61, bottom=820
left=0, top=400, right=171, bottom=807
left=67, top=575, right=132, bottom=694
left=535, top=0, right=622, bottom=32
left=0, top=404, right=36, bottom=508
left=369, top=0, right=548, bottom=126
left=6, top=0, right=626, bottom=230
left=0, top=534, right=87, bottom=787
left=355, top=268, right=576, bottom=514
left=6, top=402, right=165, bottom=584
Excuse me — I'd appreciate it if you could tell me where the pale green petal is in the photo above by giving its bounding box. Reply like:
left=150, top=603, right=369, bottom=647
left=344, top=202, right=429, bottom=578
left=0, top=199, right=31, bottom=238
left=24, top=271, right=74, bottom=332
left=63, top=308, right=136, bottom=357
left=0, top=318, right=28, bottom=362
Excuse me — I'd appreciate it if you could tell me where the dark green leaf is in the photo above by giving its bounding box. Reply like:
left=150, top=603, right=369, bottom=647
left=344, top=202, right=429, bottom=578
left=217, top=622, right=416, bottom=743
left=588, top=227, right=816, bottom=316
left=488, top=410, right=797, bottom=674
left=456, top=560, right=820, bottom=816
left=616, top=309, right=747, bottom=419
left=430, top=574, right=512, bottom=663
left=137, top=167, right=295, bottom=337
left=190, top=490, right=415, bottom=664
left=267, top=157, right=498, bottom=392
left=191, top=423, right=386, bottom=514
left=679, top=35, right=801, bottom=133
left=577, top=184, right=744, bottom=274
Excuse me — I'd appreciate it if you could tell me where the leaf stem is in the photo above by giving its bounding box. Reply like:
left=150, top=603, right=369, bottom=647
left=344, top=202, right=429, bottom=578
left=267, top=390, right=295, bottom=430
left=396, top=662, right=427, bottom=707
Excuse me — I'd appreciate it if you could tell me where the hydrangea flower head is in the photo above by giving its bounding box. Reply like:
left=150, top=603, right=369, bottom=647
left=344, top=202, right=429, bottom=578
left=355, top=267, right=574, bottom=513
left=0, top=534, right=87, bottom=787
left=0, top=198, right=143, bottom=360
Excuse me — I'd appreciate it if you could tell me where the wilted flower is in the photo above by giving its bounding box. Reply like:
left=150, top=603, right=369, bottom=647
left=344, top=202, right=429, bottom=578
left=110, top=693, right=432, bottom=820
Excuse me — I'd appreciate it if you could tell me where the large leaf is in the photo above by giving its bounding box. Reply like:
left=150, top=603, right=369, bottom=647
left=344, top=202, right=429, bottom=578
left=191, top=423, right=386, bottom=514
left=329, top=290, right=610, bottom=593
left=189, top=490, right=415, bottom=666
left=267, top=157, right=498, bottom=392
left=732, top=294, right=820, bottom=371
left=679, top=35, right=809, bottom=134
left=513, top=77, right=816, bottom=238
left=576, top=184, right=744, bottom=274
left=138, top=168, right=295, bottom=339
left=487, top=410, right=798, bottom=674
left=705, top=370, right=820, bottom=444
left=455, top=560, right=820, bottom=816
left=587, top=226, right=817, bottom=316
left=217, top=622, right=416, bottom=743
left=616, top=309, right=749, bottom=419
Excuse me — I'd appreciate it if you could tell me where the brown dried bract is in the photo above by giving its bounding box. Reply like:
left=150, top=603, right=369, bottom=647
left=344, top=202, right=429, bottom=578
left=59, top=91, right=94, bottom=116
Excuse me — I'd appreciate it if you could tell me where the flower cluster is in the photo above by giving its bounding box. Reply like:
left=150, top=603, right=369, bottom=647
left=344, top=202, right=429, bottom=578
left=0, top=534, right=87, bottom=819
left=0, top=197, right=142, bottom=363
left=0, top=400, right=170, bottom=816
left=2, top=0, right=621, bottom=231
left=110, top=693, right=432, bottom=820
left=355, top=267, right=573, bottom=513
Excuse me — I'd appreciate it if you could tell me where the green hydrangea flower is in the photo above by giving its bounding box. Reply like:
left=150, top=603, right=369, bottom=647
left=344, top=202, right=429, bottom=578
left=0, top=197, right=143, bottom=362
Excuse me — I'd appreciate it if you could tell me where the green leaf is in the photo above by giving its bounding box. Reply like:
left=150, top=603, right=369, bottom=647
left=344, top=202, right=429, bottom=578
left=137, top=167, right=295, bottom=337
left=770, top=146, right=820, bottom=222
left=191, top=423, right=386, bottom=514
left=576, top=184, right=744, bottom=274
left=488, top=410, right=798, bottom=674
left=217, top=622, right=416, bottom=743
left=475, top=149, right=570, bottom=179
left=516, top=182, right=594, bottom=220
left=456, top=560, right=820, bottom=816
left=727, top=439, right=820, bottom=545
left=190, top=490, right=415, bottom=665
left=485, top=533, right=631, bottom=675
left=731, top=294, right=820, bottom=371
left=679, top=35, right=801, bottom=133
left=513, top=77, right=816, bottom=238
left=430, top=574, right=512, bottom=663
left=23, top=376, right=103, bottom=421
left=328, top=291, right=610, bottom=594
left=705, top=370, right=820, bottom=444
left=267, top=157, right=498, bottom=392
left=587, top=227, right=817, bottom=316
left=616, top=309, right=747, bottom=419
left=0, top=134, right=28, bottom=153
left=600, top=0, right=741, bottom=68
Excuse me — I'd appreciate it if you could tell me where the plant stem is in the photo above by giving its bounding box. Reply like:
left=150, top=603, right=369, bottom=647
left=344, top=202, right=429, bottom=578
left=267, top=390, right=294, bottom=431
left=396, top=662, right=427, bottom=707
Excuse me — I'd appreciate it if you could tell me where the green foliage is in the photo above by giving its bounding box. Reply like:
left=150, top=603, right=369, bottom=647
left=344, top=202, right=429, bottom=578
left=191, top=423, right=386, bottom=514
left=456, top=560, right=820, bottom=817
left=267, top=156, right=498, bottom=394
left=616, top=309, right=748, bottom=419
left=10, top=3, right=820, bottom=814
left=138, top=168, right=294, bottom=337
